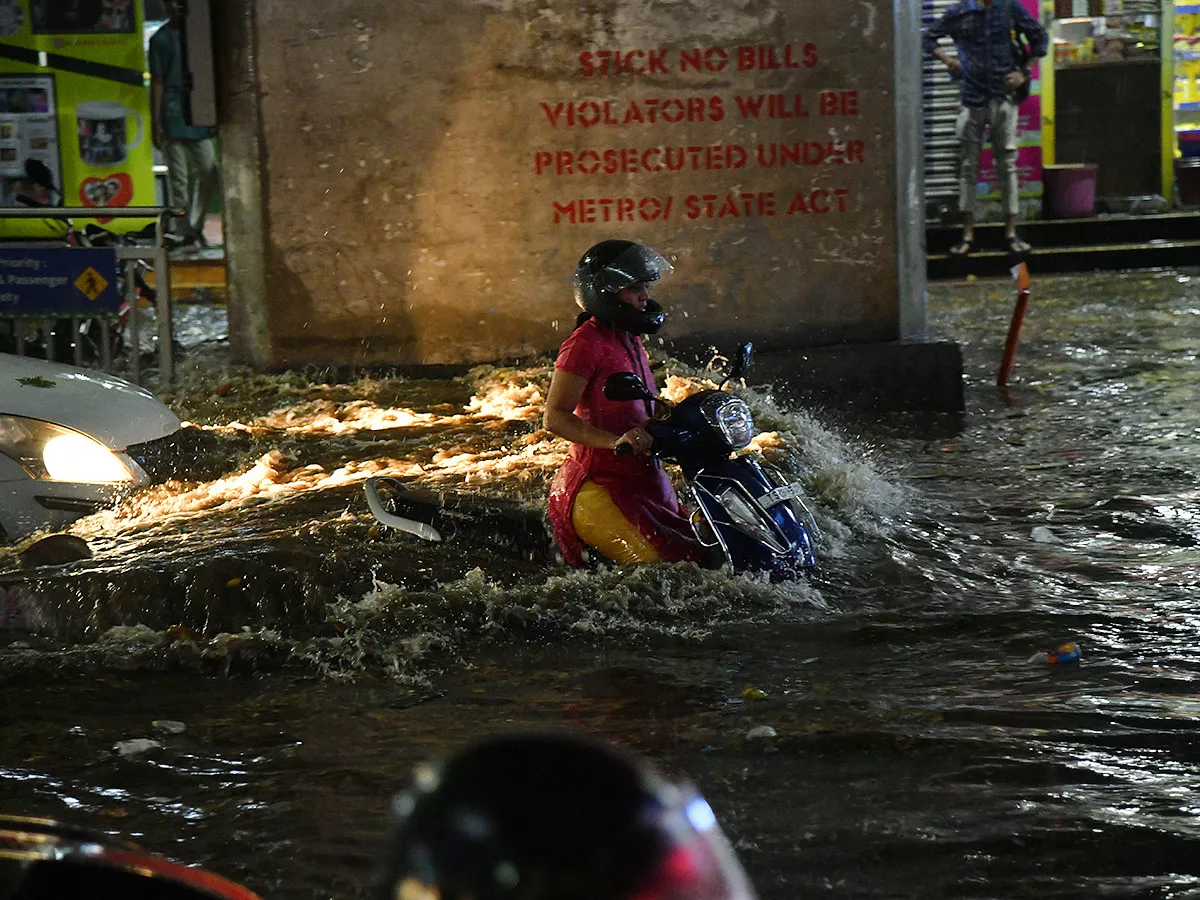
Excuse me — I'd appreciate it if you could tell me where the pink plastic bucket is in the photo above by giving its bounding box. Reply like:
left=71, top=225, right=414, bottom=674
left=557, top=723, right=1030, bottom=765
left=1043, top=164, right=1098, bottom=218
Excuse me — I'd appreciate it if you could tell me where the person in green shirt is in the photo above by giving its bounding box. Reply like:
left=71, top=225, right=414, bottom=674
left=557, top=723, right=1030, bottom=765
left=149, top=0, right=219, bottom=247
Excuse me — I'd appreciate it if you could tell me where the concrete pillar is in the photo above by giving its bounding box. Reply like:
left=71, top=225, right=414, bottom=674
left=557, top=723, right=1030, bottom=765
left=215, top=0, right=955, bottom=409
left=213, top=0, right=271, bottom=368
left=895, top=0, right=929, bottom=342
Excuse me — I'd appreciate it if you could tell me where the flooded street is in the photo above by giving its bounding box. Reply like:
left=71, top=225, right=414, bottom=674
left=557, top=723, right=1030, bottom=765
left=2, top=269, right=1199, bottom=899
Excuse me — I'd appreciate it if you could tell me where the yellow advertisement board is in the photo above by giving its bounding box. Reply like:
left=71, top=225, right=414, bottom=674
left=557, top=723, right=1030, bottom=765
left=0, top=0, right=154, bottom=236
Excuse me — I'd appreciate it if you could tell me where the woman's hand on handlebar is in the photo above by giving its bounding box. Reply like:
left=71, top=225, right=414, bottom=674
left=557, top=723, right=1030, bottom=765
left=614, top=426, right=653, bottom=456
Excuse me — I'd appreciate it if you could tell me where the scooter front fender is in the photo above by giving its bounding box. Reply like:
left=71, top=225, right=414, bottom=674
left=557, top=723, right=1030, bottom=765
left=687, top=457, right=816, bottom=577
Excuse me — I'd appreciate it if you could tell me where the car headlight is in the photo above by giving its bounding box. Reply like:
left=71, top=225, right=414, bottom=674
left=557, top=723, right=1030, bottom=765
left=700, top=396, right=754, bottom=450
left=0, top=415, right=136, bottom=483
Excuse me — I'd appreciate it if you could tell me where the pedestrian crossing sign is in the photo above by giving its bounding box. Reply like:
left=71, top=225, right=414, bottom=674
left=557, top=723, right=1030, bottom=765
left=74, top=266, right=110, bottom=302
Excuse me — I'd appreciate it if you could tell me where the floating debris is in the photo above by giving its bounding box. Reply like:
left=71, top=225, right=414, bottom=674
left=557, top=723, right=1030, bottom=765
left=114, top=738, right=164, bottom=757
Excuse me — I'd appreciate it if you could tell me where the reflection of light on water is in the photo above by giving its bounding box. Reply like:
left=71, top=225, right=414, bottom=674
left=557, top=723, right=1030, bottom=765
left=242, top=402, right=446, bottom=433
left=193, top=402, right=455, bottom=437
left=746, top=431, right=787, bottom=454
left=192, top=373, right=545, bottom=438
left=661, top=372, right=713, bottom=403
left=464, top=372, right=545, bottom=421
left=427, top=438, right=566, bottom=484
left=72, top=359, right=893, bottom=555
left=77, top=433, right=569, bottom=537
left=74, top=450, right=395, bottom=536
left=73, top=370, right=562, bottom=534
left=75, top=377, right=567, bottom=536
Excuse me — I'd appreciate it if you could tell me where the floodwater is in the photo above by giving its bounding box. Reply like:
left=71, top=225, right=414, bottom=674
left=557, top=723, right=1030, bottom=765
left=2, top=269, right=1199, bottom=899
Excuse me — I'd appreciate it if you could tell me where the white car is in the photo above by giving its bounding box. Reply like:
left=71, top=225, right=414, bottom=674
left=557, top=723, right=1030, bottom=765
left=0, top=352, right=180, bottom=542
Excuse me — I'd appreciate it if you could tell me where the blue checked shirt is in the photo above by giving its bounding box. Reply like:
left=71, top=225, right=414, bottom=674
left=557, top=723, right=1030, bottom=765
left=923, top=0, right=1048, bottom=108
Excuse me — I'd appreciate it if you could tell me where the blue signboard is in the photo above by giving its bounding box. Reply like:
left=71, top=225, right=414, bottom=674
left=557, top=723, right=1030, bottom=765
left=0, top=247, right=120, bottom=316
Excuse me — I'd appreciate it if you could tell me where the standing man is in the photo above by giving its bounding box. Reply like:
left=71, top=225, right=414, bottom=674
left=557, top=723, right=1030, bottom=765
left=924, top=0, right=1048, bottom=256
left=149, top=0, right=220, bottom=248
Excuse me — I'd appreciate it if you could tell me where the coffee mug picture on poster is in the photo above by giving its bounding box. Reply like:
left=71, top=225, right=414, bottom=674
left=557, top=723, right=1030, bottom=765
left=77, top=100, right=142, bottom=167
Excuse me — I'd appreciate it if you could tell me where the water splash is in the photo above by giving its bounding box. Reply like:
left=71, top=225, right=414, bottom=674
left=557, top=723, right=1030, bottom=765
left=1, top=353, right=901, bottom=679
left=2, top=559, right=831, bottom=682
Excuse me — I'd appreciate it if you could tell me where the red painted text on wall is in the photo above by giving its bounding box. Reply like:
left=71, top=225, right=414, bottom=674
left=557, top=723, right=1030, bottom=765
left=551, top=188, right=852, bottom=224
left=578, top=44, right=819, bottom=76
left=534, top=141, right=865, bottom=176
left=538, top=92, right=859, bottom=128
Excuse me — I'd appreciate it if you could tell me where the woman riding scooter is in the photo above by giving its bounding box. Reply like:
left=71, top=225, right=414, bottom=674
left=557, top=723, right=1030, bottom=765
left=544, top=240, right=703, bottom=567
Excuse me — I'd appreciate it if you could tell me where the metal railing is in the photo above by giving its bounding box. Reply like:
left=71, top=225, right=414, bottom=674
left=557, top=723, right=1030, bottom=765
left=0, top=205, right=184, bottom=384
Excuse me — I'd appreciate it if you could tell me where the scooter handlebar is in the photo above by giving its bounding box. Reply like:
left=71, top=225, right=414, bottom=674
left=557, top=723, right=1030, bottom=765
left=615, top=422, right=667, bottom=457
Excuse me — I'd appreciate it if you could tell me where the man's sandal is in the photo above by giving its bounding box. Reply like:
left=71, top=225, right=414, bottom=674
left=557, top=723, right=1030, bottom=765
left=949, top=238, right=973, bottom=257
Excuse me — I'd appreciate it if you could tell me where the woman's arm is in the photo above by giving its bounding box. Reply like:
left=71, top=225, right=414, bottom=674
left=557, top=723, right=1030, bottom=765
left=544, top=368, right=652, bottom=454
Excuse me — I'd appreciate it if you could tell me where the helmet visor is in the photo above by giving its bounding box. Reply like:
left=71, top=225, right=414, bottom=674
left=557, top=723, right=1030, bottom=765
left=593, top=244, right=674, bottom=297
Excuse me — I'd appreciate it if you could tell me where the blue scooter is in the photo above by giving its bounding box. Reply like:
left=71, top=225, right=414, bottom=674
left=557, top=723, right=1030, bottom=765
left=604, top=342, right=819, bottom=579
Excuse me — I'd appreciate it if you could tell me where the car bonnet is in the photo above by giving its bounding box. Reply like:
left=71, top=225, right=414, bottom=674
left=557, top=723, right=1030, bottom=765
left=1, top=352, right=180, bottom=449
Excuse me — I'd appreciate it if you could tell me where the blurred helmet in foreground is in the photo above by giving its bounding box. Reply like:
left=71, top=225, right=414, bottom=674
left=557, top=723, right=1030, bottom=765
left=375, top=732, right=757, bottom=900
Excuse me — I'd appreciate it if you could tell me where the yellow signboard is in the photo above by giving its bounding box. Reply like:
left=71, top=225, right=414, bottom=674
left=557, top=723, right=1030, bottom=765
left=0, top=0, right=154, bottom=237
left=74, top=264, right=109, bottom=300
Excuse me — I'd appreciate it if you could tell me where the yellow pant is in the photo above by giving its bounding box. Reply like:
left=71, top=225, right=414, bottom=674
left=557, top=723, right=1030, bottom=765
left=571, top=479, right=661, bottom=565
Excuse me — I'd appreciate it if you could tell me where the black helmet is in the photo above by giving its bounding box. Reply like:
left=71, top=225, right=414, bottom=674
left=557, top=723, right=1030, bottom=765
left=374, top=733, right=758, bottom=900
left=573, top=240, right=672, bottom=335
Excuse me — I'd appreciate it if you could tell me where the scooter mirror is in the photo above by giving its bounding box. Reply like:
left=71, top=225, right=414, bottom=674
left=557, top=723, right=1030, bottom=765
left=603, top=372, right=655, bottom=402
left=718, top=342, right=754, bottom=389
left=731, top=342, right=754, bottom=379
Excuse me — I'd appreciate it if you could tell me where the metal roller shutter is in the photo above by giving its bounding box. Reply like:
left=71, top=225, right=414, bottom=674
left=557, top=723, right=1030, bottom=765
left=922, top=0, right=964, bottom=222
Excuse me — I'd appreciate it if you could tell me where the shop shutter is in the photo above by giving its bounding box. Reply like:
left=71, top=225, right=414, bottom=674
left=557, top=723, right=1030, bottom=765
left=923, top=0, right=963, bottom=221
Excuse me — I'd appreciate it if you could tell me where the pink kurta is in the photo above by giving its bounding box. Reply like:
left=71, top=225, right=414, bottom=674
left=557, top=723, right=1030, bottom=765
left=547, top=318, right=700, bottom=566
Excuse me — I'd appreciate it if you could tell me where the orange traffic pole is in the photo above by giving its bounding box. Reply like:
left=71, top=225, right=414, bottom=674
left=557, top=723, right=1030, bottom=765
left=997, top=261, right=1031, bottom=388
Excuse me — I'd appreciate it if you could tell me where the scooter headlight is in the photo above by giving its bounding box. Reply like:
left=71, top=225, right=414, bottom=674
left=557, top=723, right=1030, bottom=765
left=0, top=415, right=137, bottom=483
left=702, top=397, right=754, bottom=450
